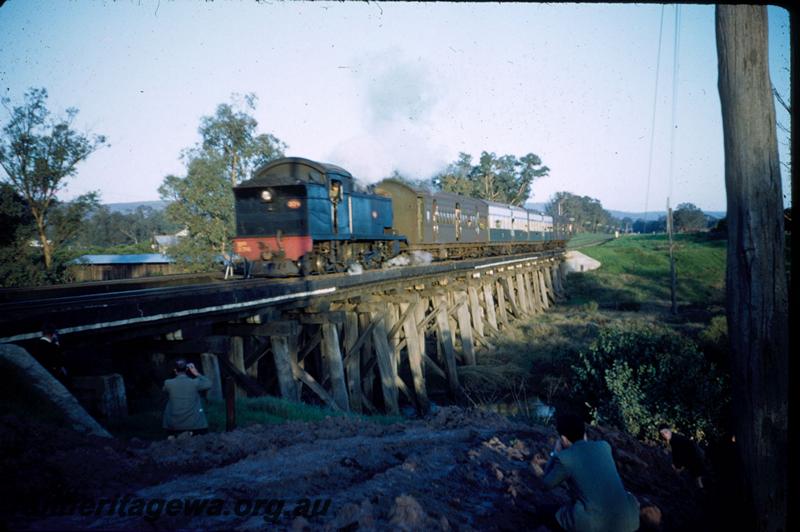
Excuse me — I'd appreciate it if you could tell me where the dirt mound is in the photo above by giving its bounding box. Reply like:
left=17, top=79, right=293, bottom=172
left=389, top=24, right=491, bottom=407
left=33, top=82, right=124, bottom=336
left=1, top=408, right=708, bottom=530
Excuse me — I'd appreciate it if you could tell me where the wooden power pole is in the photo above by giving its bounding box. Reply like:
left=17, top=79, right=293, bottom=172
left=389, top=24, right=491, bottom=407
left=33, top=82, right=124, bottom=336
left=716, top=6, right=789, bottom=532
left=666, top=199, right=678, bottom=315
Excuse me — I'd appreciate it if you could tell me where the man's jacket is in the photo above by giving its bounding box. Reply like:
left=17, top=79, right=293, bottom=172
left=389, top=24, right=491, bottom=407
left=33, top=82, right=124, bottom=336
left=162, top=374, right=212, bottom=430
left=542, top=439, right=639, bottom=532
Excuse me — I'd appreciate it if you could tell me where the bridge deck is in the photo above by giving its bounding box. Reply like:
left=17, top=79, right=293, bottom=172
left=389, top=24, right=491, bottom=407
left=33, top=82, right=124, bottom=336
left=0, top=249, right=564, bottom=344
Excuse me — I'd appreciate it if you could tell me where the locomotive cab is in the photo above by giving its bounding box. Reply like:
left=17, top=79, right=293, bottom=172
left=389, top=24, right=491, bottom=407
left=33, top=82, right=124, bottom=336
left=233, top=157, right=398, bottom=276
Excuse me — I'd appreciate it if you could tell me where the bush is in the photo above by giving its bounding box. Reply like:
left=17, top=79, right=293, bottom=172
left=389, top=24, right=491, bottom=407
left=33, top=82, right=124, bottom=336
left=573, top=322, right=729, bottom=442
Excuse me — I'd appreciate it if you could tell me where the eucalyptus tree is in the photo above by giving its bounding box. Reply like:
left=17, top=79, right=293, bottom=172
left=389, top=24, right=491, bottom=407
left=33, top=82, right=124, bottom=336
left=159, top=93, right=286, bottom=268
left=672, top=202, right=707, bottom=232
left=545, top=192, right=616, bottom=233
left=435, top=151, right=549, bottom=206
left=0, top=87, right=106, bottom=270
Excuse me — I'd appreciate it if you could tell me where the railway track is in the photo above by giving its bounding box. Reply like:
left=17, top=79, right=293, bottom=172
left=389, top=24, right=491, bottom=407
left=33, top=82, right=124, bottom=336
left=0, top=248, right=565, bottom=344
left=0, top=272, right=225, bottom=304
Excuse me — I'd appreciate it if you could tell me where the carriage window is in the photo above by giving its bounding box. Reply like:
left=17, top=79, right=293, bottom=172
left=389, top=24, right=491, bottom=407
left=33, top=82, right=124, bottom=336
left=455, top=203, right=461, bottom=240
left=432, top=200, right=439, bottom=239
left=329, top=180, right=342, bottom=202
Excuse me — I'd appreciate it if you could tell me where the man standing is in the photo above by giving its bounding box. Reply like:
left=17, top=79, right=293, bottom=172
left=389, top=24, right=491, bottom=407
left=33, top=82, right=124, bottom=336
left=658, top=423, right=706, bottom=489
left=163, top=359, right=212, bottom=437
left=29, top=323, right=68, bottom=385
left=534, top=412, right=640, bottom=531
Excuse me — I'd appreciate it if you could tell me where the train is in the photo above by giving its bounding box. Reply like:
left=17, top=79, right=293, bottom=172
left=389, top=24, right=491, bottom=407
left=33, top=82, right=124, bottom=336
left=232, top=157, right=561, bottom=276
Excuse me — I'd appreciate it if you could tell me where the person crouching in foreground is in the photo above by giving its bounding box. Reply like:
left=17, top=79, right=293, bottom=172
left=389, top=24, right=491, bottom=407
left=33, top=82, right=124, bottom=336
left=533, top=412, right=640, bottom=531
left=163, top=359, right=212, bottom=438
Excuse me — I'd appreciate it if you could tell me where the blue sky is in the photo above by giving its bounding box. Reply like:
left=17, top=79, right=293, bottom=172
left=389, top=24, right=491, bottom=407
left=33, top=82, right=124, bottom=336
left=0, top=1, right=791, bottom=213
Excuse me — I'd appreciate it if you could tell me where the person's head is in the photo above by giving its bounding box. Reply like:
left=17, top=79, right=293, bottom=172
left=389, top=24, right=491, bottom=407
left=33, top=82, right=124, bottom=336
left=556, top=412, right=586, bottom=446
left=657, top=423, right=672, bottom=441
left=174, top=359, right=188, bottom=374
left=42, top=323, right=58, bottom=340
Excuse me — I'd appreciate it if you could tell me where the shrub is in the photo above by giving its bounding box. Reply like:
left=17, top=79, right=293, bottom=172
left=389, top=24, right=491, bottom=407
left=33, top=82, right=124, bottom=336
left=573, top=322, right=729, bottom=442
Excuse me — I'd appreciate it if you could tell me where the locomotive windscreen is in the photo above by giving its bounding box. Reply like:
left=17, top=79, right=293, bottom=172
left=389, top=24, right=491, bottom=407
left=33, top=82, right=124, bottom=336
left=235, top=185, right=307, bottom=237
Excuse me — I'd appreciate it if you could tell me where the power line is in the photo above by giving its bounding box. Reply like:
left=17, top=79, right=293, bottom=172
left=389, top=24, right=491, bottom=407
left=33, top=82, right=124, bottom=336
left=643, top=5, right=666, bottom=223
left=668, top=4, right=681, bottom=205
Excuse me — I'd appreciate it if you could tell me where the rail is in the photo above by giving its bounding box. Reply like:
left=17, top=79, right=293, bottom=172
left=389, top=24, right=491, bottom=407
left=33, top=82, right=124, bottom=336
left=0, top=247, right=565, bottom=345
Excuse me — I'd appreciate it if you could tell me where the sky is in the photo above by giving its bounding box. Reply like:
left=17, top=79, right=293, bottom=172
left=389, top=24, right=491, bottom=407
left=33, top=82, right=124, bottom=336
left=0, top=1, right=792, bottom=213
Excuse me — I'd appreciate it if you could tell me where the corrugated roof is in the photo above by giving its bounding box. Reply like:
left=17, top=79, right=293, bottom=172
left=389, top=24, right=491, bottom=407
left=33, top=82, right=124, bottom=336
left=71, top=254, right=175, bottom=265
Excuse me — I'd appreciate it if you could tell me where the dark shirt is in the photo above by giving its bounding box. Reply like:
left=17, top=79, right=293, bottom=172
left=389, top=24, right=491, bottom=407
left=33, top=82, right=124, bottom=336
left=28, top=337, right=68, bottom=384
left=669, top=432, right=705, bottom=476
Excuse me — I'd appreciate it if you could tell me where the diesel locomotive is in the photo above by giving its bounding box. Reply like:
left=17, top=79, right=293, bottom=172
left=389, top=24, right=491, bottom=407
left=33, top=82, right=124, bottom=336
left=232, top=157, right=560, bottom=276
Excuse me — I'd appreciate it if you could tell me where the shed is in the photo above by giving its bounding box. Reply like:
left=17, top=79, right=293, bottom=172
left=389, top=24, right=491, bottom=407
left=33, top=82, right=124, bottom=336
left=69, top=254, right=181, bottom=281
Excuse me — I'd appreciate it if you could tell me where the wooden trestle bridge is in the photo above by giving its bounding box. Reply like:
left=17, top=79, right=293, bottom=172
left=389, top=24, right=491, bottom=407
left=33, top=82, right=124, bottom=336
left=0, top=249, right=567, bottom=415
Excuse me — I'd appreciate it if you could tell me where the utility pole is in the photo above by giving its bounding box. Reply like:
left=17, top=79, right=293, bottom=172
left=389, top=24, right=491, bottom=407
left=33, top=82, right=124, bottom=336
left=666, top=198, right=677, bottom=314
left=716, top=6, right=789, bottom=531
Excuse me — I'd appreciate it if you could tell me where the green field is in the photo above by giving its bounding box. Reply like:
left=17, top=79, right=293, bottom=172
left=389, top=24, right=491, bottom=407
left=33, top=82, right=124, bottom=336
left=565, top=232, right=616, bottom=250
left=567, top=233, right=727, bottom=312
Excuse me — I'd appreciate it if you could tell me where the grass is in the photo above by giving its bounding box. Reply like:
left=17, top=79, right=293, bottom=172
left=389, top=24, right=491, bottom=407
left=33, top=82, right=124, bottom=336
left=566, top=232, right=615, bottom=249
left=462, top=232, right=730, bottom=412
left=570, top=233, right=727, bottom=310
left=105, top=395, right=404, bottom=441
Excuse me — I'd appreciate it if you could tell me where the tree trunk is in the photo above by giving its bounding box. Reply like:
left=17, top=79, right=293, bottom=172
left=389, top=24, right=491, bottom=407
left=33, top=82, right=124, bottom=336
left=34, top=213, right=53, bottom=270
left=716, top=6, right=789, bottom=531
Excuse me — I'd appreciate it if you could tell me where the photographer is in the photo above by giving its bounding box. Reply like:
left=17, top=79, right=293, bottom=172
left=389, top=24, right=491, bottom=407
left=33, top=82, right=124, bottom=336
left=162, top=359, right=212, bottom=438
left=533, top=412, right=639, bottom=531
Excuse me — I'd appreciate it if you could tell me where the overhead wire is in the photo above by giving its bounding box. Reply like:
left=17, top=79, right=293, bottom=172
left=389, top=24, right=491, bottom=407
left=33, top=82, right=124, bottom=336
left=643, top=5, right=666, bottom=223
left=668, top=4, right=682, bottom=207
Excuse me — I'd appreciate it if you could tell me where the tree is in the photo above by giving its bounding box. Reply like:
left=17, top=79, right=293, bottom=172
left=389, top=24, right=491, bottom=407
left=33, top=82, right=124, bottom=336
left=544, top=191, right=617, bottom=234
left=631, top=217, right=666, bottom=234
left=0, top=183, right=37, bottom=286
left=47, top=192, right=99, bottom=252
left=76, top=205, right=179, bottom=249
left=198, top=93, right=286, bottom=186
left=434, top=151, right=549, bottom=206
left=0, top=182, right=31, bottom=247
left=159, top=155, right=234, bottom=270
left=159, top=94, right=286, bottom=268
left=0, top=88, right=106, bottom=270
left=672, top=202, right=707, bottom=232
left=716, top=6, right=788, bottom=531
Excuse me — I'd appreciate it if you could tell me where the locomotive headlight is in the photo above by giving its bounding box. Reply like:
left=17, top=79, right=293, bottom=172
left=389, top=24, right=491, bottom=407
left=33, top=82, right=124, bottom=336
left=260, top=189, right=273, bottom=202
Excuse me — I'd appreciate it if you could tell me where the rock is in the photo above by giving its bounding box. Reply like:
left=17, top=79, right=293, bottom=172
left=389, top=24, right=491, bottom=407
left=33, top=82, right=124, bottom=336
left=388, top=494, right=430, bottom=531
left=290, top=516, right=311, bottom=531
left=640, top=505, right=663, bottom=530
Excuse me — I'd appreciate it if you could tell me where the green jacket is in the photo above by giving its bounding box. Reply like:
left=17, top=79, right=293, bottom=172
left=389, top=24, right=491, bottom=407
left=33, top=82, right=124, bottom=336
left=542, top=439, right=639, bottom=532
left=162, top=374, right=212, bottom=430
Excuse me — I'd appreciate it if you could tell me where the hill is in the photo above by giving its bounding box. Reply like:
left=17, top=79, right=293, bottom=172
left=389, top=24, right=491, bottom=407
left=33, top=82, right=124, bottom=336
left=524, top=202, right=725, bottom=221
left=105, top=201, right=167, bottom=214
